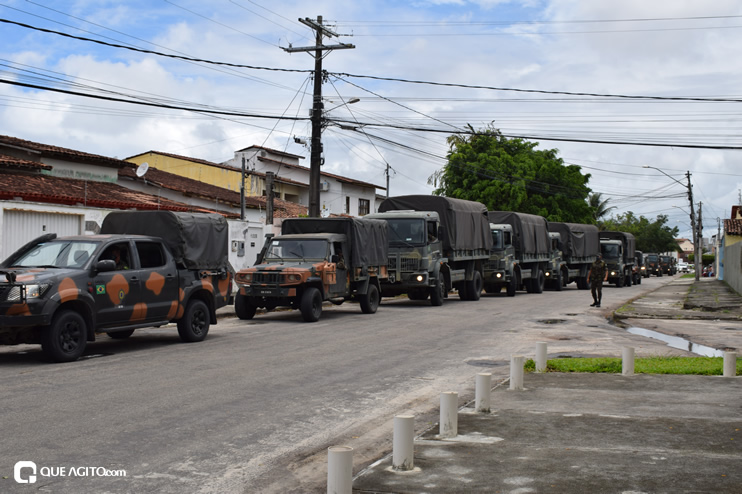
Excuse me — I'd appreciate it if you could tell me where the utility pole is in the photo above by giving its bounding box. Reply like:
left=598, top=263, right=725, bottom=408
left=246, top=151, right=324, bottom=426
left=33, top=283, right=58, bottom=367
left=240, top=156, right=246, bottom=220
left=266, top=171, right=274, bottom=225
left=283, top=17, right=354, bottom=217
left=686, top=171, right=701, bottom=281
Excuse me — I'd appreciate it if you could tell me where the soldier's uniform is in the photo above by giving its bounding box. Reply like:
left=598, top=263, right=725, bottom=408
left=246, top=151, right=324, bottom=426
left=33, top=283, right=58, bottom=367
left=589, top=255, right=607, bottom=307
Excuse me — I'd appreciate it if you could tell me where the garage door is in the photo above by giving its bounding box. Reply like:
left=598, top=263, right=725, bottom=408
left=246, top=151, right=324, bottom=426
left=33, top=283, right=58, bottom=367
left=2, top=209, right=83, bottom=261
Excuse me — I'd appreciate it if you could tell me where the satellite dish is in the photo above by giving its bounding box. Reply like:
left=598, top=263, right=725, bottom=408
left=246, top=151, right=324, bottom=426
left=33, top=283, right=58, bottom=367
left=135, top=162, right=149, bottom=177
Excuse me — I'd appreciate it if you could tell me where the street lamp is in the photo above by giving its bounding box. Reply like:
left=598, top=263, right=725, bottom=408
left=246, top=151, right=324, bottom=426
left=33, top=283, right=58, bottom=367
left=643, top=166, right=700, bottom=280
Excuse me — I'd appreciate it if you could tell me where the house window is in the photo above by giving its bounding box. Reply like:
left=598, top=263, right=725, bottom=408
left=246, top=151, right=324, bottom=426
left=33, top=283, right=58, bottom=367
left=358, top=198, right=370, bottom=216
left=346, top=196, right=351, bottom=215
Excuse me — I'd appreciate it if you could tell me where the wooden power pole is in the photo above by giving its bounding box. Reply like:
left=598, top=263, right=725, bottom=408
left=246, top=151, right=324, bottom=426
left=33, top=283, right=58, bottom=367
left=283, top=17, right=354, bottom=217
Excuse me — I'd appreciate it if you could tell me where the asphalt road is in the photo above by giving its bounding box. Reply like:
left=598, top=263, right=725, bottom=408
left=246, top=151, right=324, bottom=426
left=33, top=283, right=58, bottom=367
left=0, top=275, right=685, bottom=493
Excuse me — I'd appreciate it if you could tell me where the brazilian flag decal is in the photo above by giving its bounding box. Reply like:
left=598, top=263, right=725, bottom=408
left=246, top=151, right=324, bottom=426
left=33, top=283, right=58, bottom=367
left=96, top=285, right=106, bottom=295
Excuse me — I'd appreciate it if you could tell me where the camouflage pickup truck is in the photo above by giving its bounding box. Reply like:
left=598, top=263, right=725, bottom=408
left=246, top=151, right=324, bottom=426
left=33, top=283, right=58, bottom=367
left=0, top=211, right=232, bottom=362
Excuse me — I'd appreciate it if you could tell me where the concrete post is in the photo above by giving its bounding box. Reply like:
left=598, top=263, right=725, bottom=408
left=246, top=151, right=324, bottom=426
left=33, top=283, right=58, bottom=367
left=439, top=392, right=458, bottom=438
left=535, top=342, right=548, bottom=372
left=723, top=352, right=738, bottom=378
left=510, top=355, right=525, bottom=390
left=327, top=446, right=353, bottom=494
left=392, top=415, right=415, bottom=470
left=622, top=346, right=635, bottom=376
left=475, top=373, right=492, bottom=413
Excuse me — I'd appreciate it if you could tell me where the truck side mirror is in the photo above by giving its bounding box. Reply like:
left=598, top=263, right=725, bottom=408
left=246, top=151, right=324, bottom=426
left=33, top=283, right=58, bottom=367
left=331, top=254, right=339, bottom=263
left=96, top=259, right=116, bottom=273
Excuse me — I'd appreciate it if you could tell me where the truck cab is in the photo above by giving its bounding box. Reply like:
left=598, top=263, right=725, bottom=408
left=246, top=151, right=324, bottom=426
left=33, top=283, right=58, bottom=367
left=600, top=239, right=629, bottom=287
left=545, top=231, right=566, bottom=290
left=484, top=223, right=518, bottom=296
left=645, top=253, right=662, bottom=276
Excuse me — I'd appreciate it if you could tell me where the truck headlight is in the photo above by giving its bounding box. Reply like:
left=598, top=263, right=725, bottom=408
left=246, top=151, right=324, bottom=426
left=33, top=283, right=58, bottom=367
left=496, top=273, right=502, bottom=279
left=286, top=274, right=302, bottom=282
left=7, top=284, right=50, bottom=301
left=545, top=272, right=550, bottom=277
left=610, top=271, right=617, bottom=276
left=416, top=275, right=424, bottom=282
left=235, top=273, right=252, bottom=283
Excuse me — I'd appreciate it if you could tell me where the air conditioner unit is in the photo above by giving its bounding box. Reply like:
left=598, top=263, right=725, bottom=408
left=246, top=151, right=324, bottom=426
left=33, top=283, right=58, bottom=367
left=319, top=181, right=330, bottom=192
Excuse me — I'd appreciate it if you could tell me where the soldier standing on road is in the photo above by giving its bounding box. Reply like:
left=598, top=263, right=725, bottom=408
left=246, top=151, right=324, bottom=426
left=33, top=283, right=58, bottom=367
left=588, top=254, right=607, bottom=307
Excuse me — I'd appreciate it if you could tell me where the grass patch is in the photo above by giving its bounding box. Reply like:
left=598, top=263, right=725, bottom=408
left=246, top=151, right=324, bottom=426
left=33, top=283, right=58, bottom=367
left=680, top=273, right=695, bottom=279
left=524, top=356, right=740, bottom=376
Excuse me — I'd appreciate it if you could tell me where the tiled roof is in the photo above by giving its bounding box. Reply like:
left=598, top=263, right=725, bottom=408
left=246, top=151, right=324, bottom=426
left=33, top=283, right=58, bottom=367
left=0, top=135, right=129, bottom=169
left=119, top=164, right=307, bottom=218
left=0, top=153, right=52, bottom=171
left=126, top=150, right=236, bottom=172
left=0, top=170, right=227, bottom=215
left=237, top=145, right=305, bottom=160
left=256, top=155, right=385, bottom=190
left=725, top=218, right=742, bottom=236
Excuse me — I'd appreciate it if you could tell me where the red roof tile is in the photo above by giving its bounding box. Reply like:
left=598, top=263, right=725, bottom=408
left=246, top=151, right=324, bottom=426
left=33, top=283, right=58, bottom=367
left=0, top=153, right=52, bottom=171
left=725, top=218, right=742, bottom=236
left=0, top=135, right=129, bottom=169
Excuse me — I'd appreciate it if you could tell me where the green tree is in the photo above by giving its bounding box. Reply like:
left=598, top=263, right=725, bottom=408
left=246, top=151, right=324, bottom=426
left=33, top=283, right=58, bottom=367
left=602, top=212, right=680, bottom=253
left=428, top=125, right=593, bottom=223
left=588, top=192, right=615, bottom=225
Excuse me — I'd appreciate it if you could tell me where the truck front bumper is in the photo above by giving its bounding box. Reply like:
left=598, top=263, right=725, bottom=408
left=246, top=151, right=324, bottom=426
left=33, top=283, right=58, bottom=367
left=239, top=284, right=298, bottom=298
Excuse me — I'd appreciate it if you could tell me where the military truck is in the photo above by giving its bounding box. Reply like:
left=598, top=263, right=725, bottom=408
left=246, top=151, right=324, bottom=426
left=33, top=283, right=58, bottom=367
left=645, top=253, right=662, bottom=276
left=660, top=255, right=675, bottom=275
left=545, top=231, right=565, bottom=290
left=600, top=231, right=636, bottom=287
left=233, top=217, right=388, bottom=322
left=484, top=211, right=551, bottom=296
left=634, top=250, right=646, bottom=283
left=547, top=222, right=600, bottom=290
left=0, top=211, right=233, bottom=362
left=368, top=195, right=492, bottom=304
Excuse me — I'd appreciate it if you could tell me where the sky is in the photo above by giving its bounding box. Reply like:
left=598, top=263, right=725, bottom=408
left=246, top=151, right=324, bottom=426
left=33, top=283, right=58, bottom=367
left=1, top=0, right=741, bottom=240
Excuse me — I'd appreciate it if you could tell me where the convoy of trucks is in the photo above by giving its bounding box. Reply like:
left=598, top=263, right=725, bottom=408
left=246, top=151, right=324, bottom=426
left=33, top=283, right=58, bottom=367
left=0, top=194, right=677, bottom=362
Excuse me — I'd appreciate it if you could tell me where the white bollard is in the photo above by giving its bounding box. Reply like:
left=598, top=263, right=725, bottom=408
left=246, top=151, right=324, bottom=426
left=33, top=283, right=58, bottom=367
left=723, top=352, right=738, bottom=378
left=535, top=342, right=548, bottom=373
left=510, top=355, right=525, bottom=390
left=327, top=446, right=353, bottom=494
left=392, top=415, right=415, bottom=470
left=475, top=373, right=492, bottom=413
left=439, top=391, right=458, bottom=438
left=622, top=346, right=635, bottom=376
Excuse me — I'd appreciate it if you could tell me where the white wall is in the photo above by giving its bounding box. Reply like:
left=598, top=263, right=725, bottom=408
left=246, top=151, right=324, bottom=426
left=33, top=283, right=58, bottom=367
left=723, top=241, right=742, bottom=296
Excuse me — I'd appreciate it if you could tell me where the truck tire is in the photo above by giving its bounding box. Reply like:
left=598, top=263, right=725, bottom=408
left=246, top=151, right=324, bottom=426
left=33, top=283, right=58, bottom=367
left=300, top=287, right=322, bottom=322
left=41, top=310, right=87, bottom=363
left=616, top=274, right=624, bottom=288
left=430, top=277, right=445, bottom=306
left=464, top=271, right=482, bottom=301
left=235, top=293, right=257, bottom=320
left=625, top=271, right=632, bottom=287
left=534, top=269, right=545, bottom=294
left=108, top=329, right=135, bottom=339
left=177, top=299, right=210, bottom=342
left=506, top=276, right=517, bottom=297
left=554, top=270, right=563, bottom=291
left=577, top=276, right=589, bottom=290
left=360, top=284, right=380, bottom=314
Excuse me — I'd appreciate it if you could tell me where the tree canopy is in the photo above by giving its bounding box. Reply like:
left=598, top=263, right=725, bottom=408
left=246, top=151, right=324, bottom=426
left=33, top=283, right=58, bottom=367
left=601, top=212, right=680, bottom=253
left=429, top=125, right=594, bottom=223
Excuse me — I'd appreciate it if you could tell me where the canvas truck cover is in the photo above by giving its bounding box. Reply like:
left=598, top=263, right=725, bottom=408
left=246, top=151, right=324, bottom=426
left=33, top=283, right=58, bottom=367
left=600, top=231, right=636, bottom=262
left=378, top=195, right=492, bottom=252
left=548, top=222, right=600, bottom=259
left=100, top=211, right=229, bottom=270
left=280, top=217, right=388, bottom=267
left=487, top=211, right=550, bottom=256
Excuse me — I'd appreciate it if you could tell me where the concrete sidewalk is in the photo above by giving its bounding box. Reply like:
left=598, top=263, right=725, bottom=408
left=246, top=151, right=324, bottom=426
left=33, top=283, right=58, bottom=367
left=351, top=277, right=742, bottom=493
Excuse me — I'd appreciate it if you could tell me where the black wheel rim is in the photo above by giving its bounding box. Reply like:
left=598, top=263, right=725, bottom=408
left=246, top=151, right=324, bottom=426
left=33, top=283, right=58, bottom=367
left=192, top=308, right=207, bottom=336
left=60, top=319, right=83, bottom=354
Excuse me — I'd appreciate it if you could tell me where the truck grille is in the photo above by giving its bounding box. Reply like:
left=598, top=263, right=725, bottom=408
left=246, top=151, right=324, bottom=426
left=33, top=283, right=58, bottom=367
left=388, top=256, right=420, bottom=272
left=252, top=273, right=281, bottom=284
left=0, top=285, right=20, bottom=302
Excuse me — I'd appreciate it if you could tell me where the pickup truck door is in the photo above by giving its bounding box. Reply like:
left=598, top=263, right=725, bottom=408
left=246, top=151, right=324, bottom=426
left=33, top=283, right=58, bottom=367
left=93, top=241, right=144, bottom=328
left=134, top=240, right=180, bottom=322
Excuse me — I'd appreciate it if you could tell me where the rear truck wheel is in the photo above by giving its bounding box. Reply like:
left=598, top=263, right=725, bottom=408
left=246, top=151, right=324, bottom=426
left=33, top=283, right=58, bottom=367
left=464, top=271, right=483, bottom=301
left=177, top=299, right=210, bottom=342
left=360, top=283, right=380, bottom=314
left=636, top=274, right=642, bottom=285
left=534, top=269, right=545, bottom=294
left=108, top=329, right=135, bottom=339
left=506, top=276, right=517, bottom=297
left=430, top=277, right=445, bottom=306
left=235, top=293, right=257, bottom=320
left=577, top=276, right=588, bottom=290
left=300, top=287, right=323, bottom=322
left=554, top=270, right=563, bottom=291
left=616, top=274, right=624, bottom=287
left=456, top=282, right=469, bottom=300
left=626, top=271, right=632, bottom=287
left=42, top=310, right=87, bottom=362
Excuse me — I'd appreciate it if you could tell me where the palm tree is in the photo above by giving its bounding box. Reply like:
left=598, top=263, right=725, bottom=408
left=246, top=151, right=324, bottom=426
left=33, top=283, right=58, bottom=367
left=589, top=192, right=615, bottom=224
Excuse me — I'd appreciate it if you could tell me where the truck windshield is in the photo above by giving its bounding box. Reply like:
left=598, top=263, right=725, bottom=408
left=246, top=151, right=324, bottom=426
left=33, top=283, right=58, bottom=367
left=265, top=239, right=328, bottom=260
left=490, top=230, right=503, bottom=249
left=12, top=240, right=100, bottom=268
left=601, top=244, right=620, bottom=259
left=647, top=255, right=658, bottom=262
left=386, top=219, right=426, bottom=246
